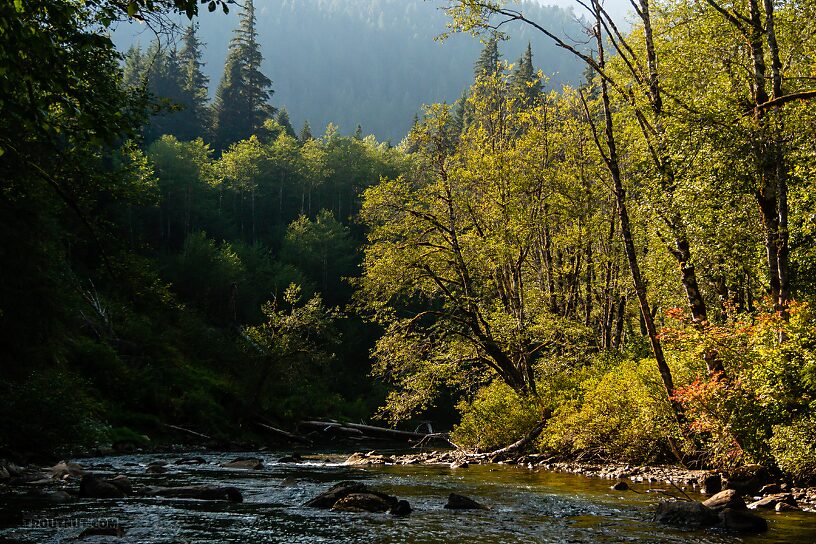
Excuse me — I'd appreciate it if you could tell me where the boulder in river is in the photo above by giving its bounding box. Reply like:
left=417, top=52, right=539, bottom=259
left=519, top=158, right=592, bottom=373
left=611, top=481, right=629, bottom=491
left=221, top=457, right=263, bottom=470
left=653, top=501, right=719, bottom=528
left=304, top=481, right=369, bottom=508
left=109, top=475, right=133, bottom=495
left=655, top=499, right=768, bottom=533
left=79, top=474, right=128, bottom=499
left=747, top=493, right=797, bottom=510
left=725, top=464, right=770, bottom=496
left=702, top=489, right=746, bottom=512
left=146, top=465, right=167, bottom=474
left=146, top=485, right=243, bottom=502
left=758, top=483, right=782, bottom=495
left=331, top=492, right=398, bottom=513
left=49, top=461, right=84, bottom=480
left=389, top=499, right=412, bottom=516
left=718, top=508, right=768, bottom=533
left=699, top=473, right=722, bottom=495
left=305, top=481, right=407, bottom=514
left=344, top=452, right=394, bottom=466
left=444, top=493, right=487, bottom=510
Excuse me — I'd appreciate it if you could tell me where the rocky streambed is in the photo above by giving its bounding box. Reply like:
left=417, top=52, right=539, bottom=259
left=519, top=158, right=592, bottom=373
left=2, top=450, right=815, bottom=543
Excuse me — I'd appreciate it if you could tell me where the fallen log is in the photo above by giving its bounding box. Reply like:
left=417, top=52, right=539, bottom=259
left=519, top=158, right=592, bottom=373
left=299, top=420, right=431, bottom=441
left=253, top=422, right=313, bottom=446
left=163, top=424, right=212, bottom=441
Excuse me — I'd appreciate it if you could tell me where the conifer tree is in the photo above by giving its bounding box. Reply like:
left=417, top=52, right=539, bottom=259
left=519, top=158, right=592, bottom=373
left=144, top=45, right=186, bottom=144
left=212, top=0, right=274, bottom=150
left=452, top=89, right=471, bottom=135
left=122, top=45, right=147, bottom=89
left=177, top=23, right=210, bottom=140
left=276, top=107, right=297, bottom=138
left=473, top=34, right=501, bottom=81
left=510, top=43, right=541, bottom=108
left=299, top=120, right=313, bottom=143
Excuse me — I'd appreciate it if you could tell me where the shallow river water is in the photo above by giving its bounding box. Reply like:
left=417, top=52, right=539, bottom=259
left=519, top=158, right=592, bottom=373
left=1, top=450, right=815, bottom=543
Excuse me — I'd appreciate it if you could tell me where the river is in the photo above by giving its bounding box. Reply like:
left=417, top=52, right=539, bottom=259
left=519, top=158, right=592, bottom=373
left=1, top=450, right=814, bottom=543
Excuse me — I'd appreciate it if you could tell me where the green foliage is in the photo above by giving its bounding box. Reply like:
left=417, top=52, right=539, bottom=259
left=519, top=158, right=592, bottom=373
left=243, top=285, right=340, bottom=416
left=0, top=368, right=105, bottom=455
left=452, top=381, right=541, bottom=451
left=281, top=211, right=357, bottom=301
left=539, top=358, right=679, bottom=463
left=770, top=416, right=816, bottom=483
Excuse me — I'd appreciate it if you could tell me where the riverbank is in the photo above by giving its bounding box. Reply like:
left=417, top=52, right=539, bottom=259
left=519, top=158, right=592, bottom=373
left=342, top=450, right=816, bottom=513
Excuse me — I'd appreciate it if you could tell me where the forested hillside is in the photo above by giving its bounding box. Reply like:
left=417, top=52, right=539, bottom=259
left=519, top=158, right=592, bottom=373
left=113, top=0, right=585, bottom=141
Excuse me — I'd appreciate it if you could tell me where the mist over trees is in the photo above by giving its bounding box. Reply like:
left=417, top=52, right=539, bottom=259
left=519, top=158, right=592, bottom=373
left=113, top=0, right=585, bottom=141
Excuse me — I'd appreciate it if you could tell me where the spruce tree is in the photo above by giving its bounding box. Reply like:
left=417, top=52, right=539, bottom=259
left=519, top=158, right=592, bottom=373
left=144, top=45, right=186, bottom=144
left=122, top=45, right=147, bottom=89
left=299, top=120, right=313, bottom=143
left=276, top=108, right=297, bottom=139
left=177, top=23, right=210, bottom=140
left=473, top=34, right=501, bottom=81
left=212, top=0, right=274, bottom=150
left=510, top=42, right=542, bottom=109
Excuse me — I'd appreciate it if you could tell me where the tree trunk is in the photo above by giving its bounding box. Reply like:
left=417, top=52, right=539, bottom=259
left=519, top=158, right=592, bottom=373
left=589, top=1, right=684, bottom=429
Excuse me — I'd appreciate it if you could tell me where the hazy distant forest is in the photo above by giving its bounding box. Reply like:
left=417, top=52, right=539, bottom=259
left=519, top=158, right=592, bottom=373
left=113, top=0, right=584, bottom=141
left=3, top=0, right=816, bottom=482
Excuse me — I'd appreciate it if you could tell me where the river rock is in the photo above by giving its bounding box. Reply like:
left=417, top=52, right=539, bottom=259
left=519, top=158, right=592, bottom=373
left=304, top=481, right=367, bottom=508
left=450, top=461, right=469, bottom=469
left=221, top=457, right=263, bottom=470
left=146, top=465, right=167, bottom=474
left=775, top=501, right=800, bottom=512
left=175, top=456, right=207, bottom=465
left=444, top=493, right=487, bottom=510
left=747, top=493, right=797, bottom=510
left=653, top=501, right=718, bottom=528
left=49, top=461, right=84, bottom=480
left=146, top=485, right=243, bottom=502
left=758, top=483, right=782, bottom=495
left=718, top=508, right=768, bottom=533
left=611, top=481, right=629, bottom=491
left=699, top=473, right=722, bottom=495
left=390, top=499, right=412, bottom=516
left=331, top=492, right=398, bottom=513
left=725, top=465, right=770, bottom=496
left=345, top=452, right=394, bottom=466
left=109, top=475, right=133, bottom=495
left=79, top=475, right=127, bottom=499
left=702, top=489, right=746, bottom=512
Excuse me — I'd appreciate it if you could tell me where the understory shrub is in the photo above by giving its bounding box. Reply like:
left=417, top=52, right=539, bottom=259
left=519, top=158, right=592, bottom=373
left=538, top=358, right=678, bottom=463
left=451, top=381, right=542, bottom=452
left=770, top=417, right=816, bottom=483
